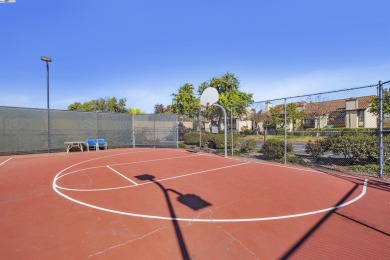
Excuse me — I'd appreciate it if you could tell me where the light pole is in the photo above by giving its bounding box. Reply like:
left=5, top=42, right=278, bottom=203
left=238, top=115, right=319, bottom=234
left=41, top=56, right=52, bottom=152
left=41, top=56, right=52, bottom=109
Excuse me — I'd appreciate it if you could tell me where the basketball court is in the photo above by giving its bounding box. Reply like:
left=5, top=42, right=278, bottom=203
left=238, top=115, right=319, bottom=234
left=1, top=148, right=389, bottom=259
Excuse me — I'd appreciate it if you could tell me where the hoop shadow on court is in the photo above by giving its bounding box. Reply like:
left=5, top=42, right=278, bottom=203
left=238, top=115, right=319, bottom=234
left=135, top=174, right=212, bottom=260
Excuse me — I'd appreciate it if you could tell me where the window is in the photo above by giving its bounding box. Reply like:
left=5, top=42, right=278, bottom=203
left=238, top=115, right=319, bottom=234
left=358, top=110, right=364, bottom=127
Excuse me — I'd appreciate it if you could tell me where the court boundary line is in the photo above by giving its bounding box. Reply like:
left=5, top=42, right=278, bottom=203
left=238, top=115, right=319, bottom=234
left=55, top=161, right=251, bottom=192
left=55, top=153, right=203, bottom=181
left=0, top=158, right=12, bottom=166
left=52, top=149, right=369, bottom=223
left=52, top=178, right=368, bottom=223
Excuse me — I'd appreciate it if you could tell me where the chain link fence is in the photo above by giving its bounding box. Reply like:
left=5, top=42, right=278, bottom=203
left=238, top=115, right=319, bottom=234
left=176, top=81, right=389, bottom=178
left=250, top=81, right=389, bottom=178
left=0, top=108, right=178, bottom=154
left=133, top=114, right=178, bottom=147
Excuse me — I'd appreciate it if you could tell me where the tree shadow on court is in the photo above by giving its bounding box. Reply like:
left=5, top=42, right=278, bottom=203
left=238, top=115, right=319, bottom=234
left=135, top=174, right=212, bottom=260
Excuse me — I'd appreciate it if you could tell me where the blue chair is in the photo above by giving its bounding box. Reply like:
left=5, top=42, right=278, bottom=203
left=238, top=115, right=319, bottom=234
left=97, top=138, right=108, bottom=151
left=86, top=139, right=97, bottom=151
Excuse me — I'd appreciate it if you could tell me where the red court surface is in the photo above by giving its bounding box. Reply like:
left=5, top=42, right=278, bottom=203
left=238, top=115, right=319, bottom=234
left=1, top=148, right=389, bottom=259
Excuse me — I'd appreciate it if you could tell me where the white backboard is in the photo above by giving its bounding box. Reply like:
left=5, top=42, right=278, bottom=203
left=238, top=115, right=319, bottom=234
left=200, top=87, right=219, bottom=107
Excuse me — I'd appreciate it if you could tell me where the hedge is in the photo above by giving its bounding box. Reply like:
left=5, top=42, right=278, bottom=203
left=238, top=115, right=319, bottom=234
left=262, top=140, right=293, bottom=159
left=183, top=131, right=238, bottom=149
left=237, top=138, right=257, bottom=153
left=305, top=134, right=390, bottom=165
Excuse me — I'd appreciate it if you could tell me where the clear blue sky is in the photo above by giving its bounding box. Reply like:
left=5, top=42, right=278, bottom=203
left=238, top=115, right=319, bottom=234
left=1, top=0, right=389, bottom=113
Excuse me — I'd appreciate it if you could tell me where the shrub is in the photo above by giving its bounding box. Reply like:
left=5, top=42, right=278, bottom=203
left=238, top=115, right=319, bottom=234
left=276, top=128, right=285, bottom=135
left=239, top=126, right=252, bottom=136
left=349, top=164, right=390, bottom=176
left=184, top=132, right=238, bottom=149
left=237, top=138, right=257, bottom=153
left=328, top=134, right=377, bottom=164
left=385, top=135, right=390, bottom=166
left=305, top=139, right=331, bottom=157
left=184, top=132, right=201, bottom=145
left=211, top=134, right=238, bottom=149
left=262, top=139, right=292, bottom=160
left=286, top=154, right=307, bottom=166
left=212, top=134, right=225, bottom=149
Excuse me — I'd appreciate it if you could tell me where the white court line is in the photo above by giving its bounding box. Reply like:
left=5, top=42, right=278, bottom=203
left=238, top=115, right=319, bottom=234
left=55, top=161, right=251, bottom=192
left=52, top=149, right=369, bottom=222
left=56, top=153, right=203, bottom=181
left=0, top=158, right=12, bottom=166
left=106, top=166, right=138, bottom=186
left=52, top=178, right=368, bottom=222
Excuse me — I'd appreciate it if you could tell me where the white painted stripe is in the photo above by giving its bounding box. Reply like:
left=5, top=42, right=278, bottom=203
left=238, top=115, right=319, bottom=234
left=0, top=158, right=12, bottom=166
left=108, top=154, right=202, bottom=168
left=56, top=161, right=251, bottom=192
left=52, top=179, right=368, bottom=223
left=56, top=154, right=202, bottom=181
left=252, top=160, right=322, bottom=174
left=147, top=162, right=251, bottom=184
left=106, top=166, right=138, bottom=186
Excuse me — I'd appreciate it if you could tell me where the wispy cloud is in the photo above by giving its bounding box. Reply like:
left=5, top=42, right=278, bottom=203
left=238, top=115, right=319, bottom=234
left=243, top=64, right=390, bottom=103
left=0, top=95, right=39, bottom=109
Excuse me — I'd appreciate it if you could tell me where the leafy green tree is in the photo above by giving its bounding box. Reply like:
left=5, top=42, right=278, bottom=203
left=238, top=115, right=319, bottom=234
left=128, top=108, right=145, bottom=115
left=68, top=102, right=83, bottom=111
left=198, top=72, right=253, bottom=129
left=106, top=97, right=127, bottom=113
left=369, top=88, right=390, bottom=115
left=263, top=106, right=284, bottom=128
left=263, top=103, right=305, bottom=130
left=171, top=83, right=199, bottom=118
left=68, top=97, right=127, bottom=113
left=286, top=103, right=306, bottom=130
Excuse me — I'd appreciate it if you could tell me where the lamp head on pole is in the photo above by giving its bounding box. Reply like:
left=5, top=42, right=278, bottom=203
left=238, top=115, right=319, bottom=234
left=41, top=56, right=52, bottom=62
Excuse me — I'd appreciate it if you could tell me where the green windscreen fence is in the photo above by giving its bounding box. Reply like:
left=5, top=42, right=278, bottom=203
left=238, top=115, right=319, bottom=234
left=0, top=107, right=178, bottom=154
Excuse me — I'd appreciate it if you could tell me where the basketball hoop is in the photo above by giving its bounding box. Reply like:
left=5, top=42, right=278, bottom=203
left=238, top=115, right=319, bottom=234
left=199, top=87, right=228, bottom=158
left=200, top=87, right=219, bottom=107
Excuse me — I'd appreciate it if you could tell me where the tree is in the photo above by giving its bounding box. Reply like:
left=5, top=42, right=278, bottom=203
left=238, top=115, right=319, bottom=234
left=263, top=105, right=284, bottom=128
left=285, top=103, right=305, bottom=130
left=68, top=97, right=128, bottom=113
left=128, top=108, right=145, bottom=115
left=369, top=88, right=390, bottom=115
left=304, top=97, right=335, bottom=129
left=154, top=104, right=167, bottom=114
left=256, top=103, right=304, bottom=129
left=68, top=102, right=83, bottom=111
left=171, top=83, right=199, bottom=118
left=251, top=109, right=269, bottom=135
left=197, top=73, right=253, bottom=130
left=106, top=97, right=127, bottom=113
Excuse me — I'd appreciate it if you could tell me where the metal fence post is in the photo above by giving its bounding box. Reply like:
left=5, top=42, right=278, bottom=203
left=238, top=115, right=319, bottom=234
left=378, top=81, right=383, bottom=178
left=231, top=107, right=234, bottom=156
left=284, top=98, right=287, bottom=164
left=132, top=115, right=135, bottom=148
left=47, top=114, right=50, bottom=152
left=96, top=112, right=99, bottom=140
left=199, top=111, right=202, bottom=148
left=176, top=115, right=179, bottom=149
left=153, top=115, right=156, bottom=148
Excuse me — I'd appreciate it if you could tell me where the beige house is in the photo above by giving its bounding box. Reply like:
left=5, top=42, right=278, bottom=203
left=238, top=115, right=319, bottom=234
left=258, top=95, right=378, bottom=132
